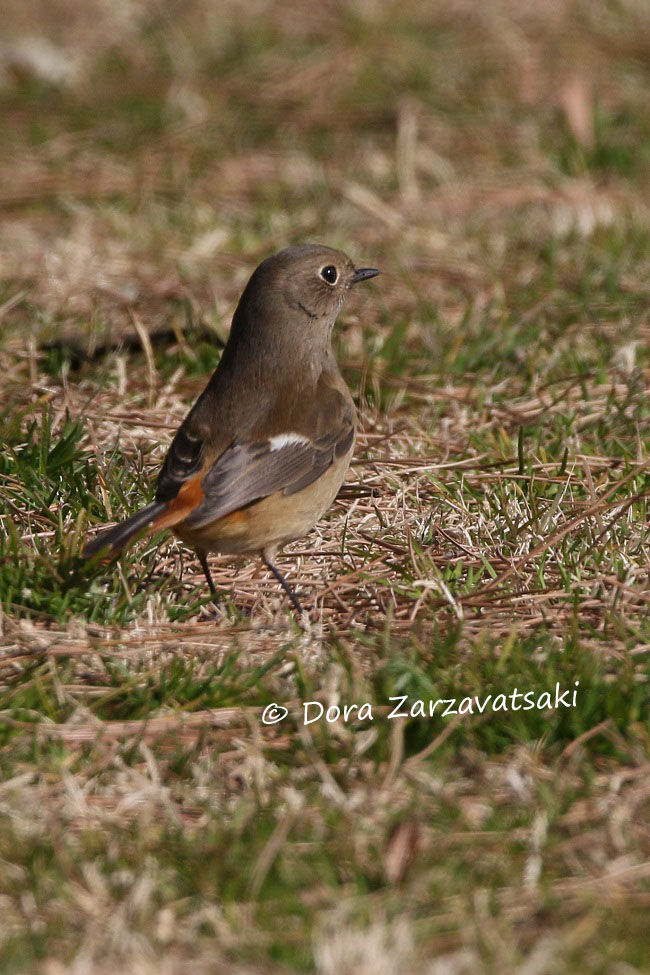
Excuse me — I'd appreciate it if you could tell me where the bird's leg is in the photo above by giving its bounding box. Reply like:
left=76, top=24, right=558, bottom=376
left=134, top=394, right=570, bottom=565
left=262, top=549, right=304, bottom=618
left=196, top=549, right=217, bottom=598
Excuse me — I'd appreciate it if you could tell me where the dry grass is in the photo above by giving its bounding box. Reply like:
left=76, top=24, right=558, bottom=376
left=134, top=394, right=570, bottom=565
left=1, top=0, right=649, bottom=972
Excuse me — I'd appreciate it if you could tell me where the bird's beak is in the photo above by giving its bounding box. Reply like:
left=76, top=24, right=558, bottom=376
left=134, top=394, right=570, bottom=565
left=351, top=266, right=380, bottom=284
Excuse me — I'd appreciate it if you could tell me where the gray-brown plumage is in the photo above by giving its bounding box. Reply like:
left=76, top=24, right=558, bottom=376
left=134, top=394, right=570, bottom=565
left=83, top=244, right=379, bottom=614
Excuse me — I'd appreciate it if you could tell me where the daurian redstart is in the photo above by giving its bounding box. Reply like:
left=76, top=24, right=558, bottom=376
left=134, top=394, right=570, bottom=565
left=83, top=244, right=380, bottom=614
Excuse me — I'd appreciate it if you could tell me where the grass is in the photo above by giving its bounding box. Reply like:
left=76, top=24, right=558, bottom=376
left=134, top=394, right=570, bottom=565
left=1, top=0, right=649, bottom=972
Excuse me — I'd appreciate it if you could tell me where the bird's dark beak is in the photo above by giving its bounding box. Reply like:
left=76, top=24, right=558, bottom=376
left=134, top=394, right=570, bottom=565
left=351, top=266, right=380, bottom=284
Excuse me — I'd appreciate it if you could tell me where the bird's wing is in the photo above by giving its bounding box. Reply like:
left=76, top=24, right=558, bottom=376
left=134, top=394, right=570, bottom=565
left=155, top=364, right=356, bottom=526
left=156, top=422, right=207, bottom=504
left=182, top=422, right=354, bottom=530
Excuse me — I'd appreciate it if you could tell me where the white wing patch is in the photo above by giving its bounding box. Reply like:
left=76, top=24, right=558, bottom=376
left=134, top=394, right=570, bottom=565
left=268, top=433, right=312, bottom=452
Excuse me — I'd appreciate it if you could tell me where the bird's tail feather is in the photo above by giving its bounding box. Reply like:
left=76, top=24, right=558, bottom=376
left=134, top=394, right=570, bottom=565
left=83, top=501, right=166, bottom=560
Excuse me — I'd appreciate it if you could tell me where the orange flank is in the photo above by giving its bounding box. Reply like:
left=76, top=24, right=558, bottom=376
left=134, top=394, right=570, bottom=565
left=151, top=474, right=205, bottom=532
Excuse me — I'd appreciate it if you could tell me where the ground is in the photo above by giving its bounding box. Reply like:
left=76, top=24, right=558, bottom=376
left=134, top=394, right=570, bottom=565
left=0, top=1, right=649, bottom=972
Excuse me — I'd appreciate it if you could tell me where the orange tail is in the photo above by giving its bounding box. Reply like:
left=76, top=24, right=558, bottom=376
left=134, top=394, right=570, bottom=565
left=83, top=502, right=166, bottom=560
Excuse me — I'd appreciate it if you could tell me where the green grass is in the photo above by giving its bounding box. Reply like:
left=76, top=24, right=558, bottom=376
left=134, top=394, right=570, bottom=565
left=1, top=624, right=648, bottom=971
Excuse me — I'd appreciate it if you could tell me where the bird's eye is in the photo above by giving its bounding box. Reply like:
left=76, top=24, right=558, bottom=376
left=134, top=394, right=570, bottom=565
left=319, top=265, right=338, bottom=285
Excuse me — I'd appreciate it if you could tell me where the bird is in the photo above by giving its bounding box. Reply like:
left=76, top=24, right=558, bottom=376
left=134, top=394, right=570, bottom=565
left=83, top=244, right=380, bottom=615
